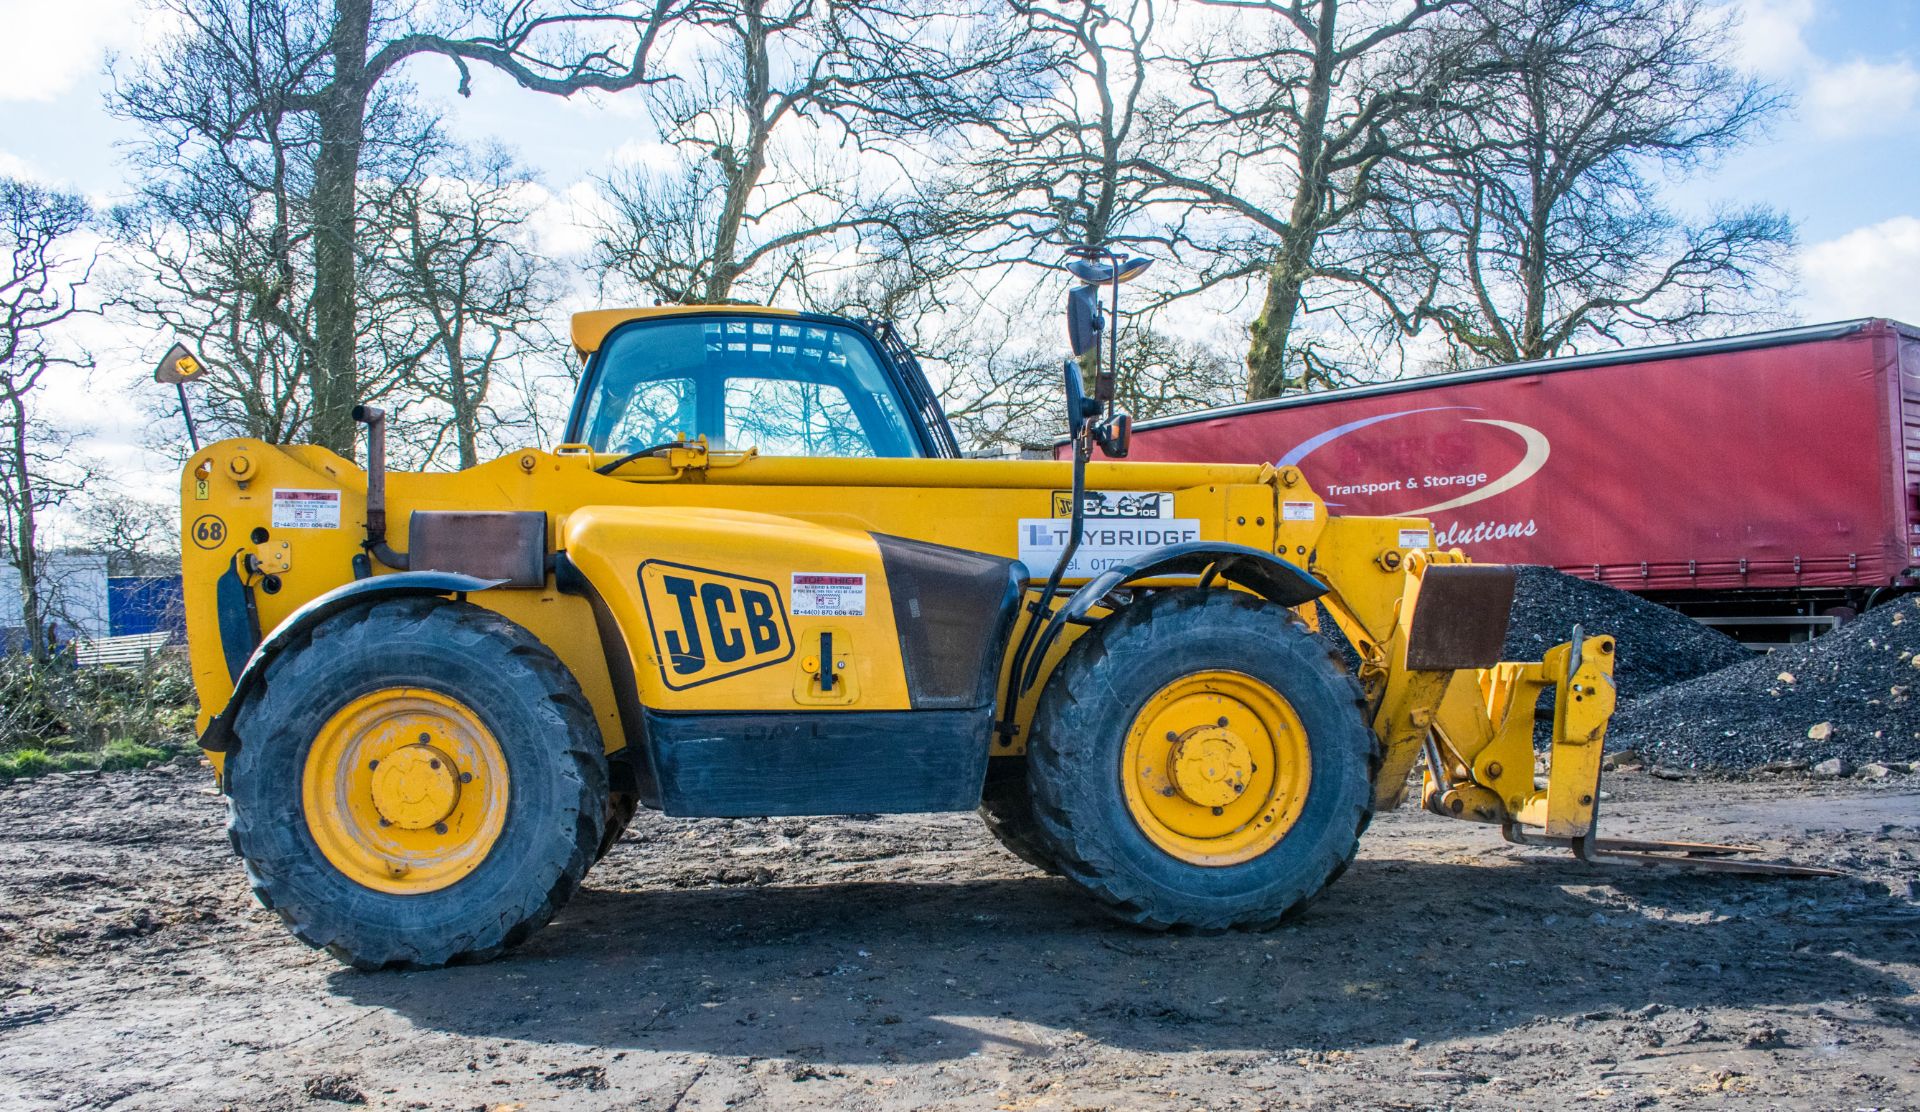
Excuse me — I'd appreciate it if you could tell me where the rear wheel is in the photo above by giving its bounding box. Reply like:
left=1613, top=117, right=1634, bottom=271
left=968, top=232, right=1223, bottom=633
left=226, top=597, right=607, bottom=969
left=978, top=759, right=1058, bottom=874
left=1027, top=590, right=1376, bottom=930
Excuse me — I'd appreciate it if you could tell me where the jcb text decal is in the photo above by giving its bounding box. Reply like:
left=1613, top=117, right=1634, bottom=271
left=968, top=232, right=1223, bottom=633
left=637, top=561, right=793, bottom=689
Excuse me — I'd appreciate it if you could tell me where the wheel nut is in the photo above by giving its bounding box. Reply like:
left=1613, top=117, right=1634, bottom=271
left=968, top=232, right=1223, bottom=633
left=460, top=772, right=472, bottom=784
left=1216, top=717, right=1228, bottom=727
left=1166, top=730, right=1179, bottom=742
left=434, top=822, right=448, bottom=835
left=367, top=759, right=378, bottom=770
left=429, top=758, right=441, bottom=770
left=419, top=732, right=431, bottom=743
left=1211, top=806, right=1224, bottom=816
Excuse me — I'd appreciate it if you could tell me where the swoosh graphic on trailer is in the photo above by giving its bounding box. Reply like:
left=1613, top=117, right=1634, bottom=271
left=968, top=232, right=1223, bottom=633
left=1405, top=419, right=1552, bottom=515
left=1274, top=406, right=1475, bottom=467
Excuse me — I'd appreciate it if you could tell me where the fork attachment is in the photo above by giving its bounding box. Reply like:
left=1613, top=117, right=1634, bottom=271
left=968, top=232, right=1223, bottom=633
left=1424, top=623, right=1843, bottom=879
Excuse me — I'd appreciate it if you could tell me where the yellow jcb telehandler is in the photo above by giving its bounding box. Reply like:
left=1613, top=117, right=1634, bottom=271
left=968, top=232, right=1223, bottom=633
left=166, top=252, right=1817, bottom=970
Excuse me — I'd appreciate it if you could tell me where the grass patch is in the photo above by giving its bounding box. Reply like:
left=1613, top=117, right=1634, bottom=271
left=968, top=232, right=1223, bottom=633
left=0, top=739, right=178, bottom=782
left=0, top=649, right=196, bottom=783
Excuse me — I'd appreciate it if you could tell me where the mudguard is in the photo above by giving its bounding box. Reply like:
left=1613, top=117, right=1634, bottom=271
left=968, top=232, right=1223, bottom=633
left=198, top=571, right=506, bottom=754
left=1020, top=542, right=1327, bottom=691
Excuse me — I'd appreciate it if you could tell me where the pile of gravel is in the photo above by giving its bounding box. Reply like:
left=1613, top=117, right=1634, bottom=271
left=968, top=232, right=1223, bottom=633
left=1502, top=566, right=1749, bottom=700
left=1609, top=596, right=1920, bottom=770
left=1314, top=566, right=1745, bottom=699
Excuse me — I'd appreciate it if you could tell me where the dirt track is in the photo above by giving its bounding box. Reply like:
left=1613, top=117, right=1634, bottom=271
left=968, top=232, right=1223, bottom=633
left=1, top=761, right=1917, bottom=1111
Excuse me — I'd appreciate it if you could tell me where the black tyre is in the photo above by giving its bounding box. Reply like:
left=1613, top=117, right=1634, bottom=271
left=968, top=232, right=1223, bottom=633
left=597, top=791, right=640, bottom=862
left=978, top=759, right=1058, bottom=874
left=225, top=596, right=607, bottom=969
left=1027, top=589, right=1376, bottom=930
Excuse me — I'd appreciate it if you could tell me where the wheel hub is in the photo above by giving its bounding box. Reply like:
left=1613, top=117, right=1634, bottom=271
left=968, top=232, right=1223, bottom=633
left=1168, top=727, right=1252, bottom=808
left=1120, top=670, right=1313, bottom=866
left=370, top=743, right=460, bottom=830
left=302, top=688, right=509, bottom=895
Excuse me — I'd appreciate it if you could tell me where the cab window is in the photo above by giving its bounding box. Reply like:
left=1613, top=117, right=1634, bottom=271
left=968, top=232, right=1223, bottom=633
left=578, top=315, right=923, bottom=458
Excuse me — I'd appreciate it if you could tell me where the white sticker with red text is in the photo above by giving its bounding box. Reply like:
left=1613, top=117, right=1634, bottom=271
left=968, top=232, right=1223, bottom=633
left=1282, top=501, right=1317, bottom=522
left=791, top=573, right=867, bottom=617
left=272, top=489, right=341, bottom=530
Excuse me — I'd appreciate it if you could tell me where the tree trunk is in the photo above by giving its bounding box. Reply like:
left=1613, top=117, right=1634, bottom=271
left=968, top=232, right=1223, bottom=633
left=6, top=394, right=43, bottom=661
left=308, top=0, right=374, bottom=458
left=1243, top=0, right=1337, bottom=401
left=448, top=345, right=479, bottom=469
left=1244, top=225, right=1316, bottom=399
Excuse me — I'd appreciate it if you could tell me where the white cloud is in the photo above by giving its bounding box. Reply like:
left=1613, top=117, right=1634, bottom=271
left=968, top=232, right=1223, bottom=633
left=1798, top=216, right=1920, bottom=323
left=0, top=149, right=39, bottom=180
left=1723, top=0, right=1816, bottom=76
left=1804, top=57, right=1920, bottom=137
left=0, top=0, right=146, bottom=102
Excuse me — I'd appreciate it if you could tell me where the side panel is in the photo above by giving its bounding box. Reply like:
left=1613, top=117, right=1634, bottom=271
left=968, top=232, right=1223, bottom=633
left=561, top=506, right=915, bottom=712
left=1126, top=325, right=1915, bottom=591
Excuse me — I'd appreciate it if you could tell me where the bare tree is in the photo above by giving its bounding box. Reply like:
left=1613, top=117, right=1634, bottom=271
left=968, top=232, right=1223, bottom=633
left=1125, top=0, right=1472, bottom=397
left=365, top=147, right=559, bottom=469
left=109, top=107, right=433, bottom=450
left=591, top=0, right=1030, bottom=306
left=0, top=180, right=95, bottom=660
left=923, top=0, right=1180, bottom=262
left=114, top=0, right=682, bottom=457
left=81, top=496, right=181, bottom=579
left=1360, top=0, right=1791, bottom=364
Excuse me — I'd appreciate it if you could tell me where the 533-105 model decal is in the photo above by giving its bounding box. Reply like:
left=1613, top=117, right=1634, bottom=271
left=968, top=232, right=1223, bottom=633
left=637, top=561, right=794, bottom=689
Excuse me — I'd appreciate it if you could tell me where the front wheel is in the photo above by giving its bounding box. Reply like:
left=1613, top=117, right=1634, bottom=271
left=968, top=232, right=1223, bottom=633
left=225, top=597, right=607, bottom=969
left=1026, top=590, right=1377, bottom=930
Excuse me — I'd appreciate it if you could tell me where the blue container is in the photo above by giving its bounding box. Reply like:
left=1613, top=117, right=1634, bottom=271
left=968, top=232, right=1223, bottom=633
left=108, top=576, right=186, bottom=641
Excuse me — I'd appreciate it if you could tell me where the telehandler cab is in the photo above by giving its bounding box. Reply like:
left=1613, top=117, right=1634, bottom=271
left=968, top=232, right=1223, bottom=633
left=169, top=254, right=1820, bottom=970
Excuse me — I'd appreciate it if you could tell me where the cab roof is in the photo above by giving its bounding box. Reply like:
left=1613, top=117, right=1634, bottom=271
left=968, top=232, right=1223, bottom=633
left=569, top=305, right=802, bottom=357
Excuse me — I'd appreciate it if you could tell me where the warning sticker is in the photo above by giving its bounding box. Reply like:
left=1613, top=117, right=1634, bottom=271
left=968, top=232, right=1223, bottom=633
left=791, top=573, right=866, bottom=617
left=1398, top=528, right=1432, bottom=549
left=1282, top=501, right=1317, bottom=522
left=272, top=489, right=341, bottom=530
left=1018, top=518, right=1202, bottom=577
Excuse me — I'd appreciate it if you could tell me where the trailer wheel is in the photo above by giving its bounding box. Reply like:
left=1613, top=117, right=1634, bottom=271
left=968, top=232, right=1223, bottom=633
left=1027, top=590, right=1376, bottom=930
left=225, top=596, right=607, bottom=969
left=978, top=759, right=1058, bottom=875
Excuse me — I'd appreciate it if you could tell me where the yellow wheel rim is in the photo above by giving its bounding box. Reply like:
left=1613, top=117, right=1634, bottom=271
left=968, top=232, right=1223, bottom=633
left=302, top=688, right=509, bottom=895
left=1120, top=669, right=1311, bottom=866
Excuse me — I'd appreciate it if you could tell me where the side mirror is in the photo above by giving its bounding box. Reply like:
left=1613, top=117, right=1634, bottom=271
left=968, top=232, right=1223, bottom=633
left=153, top=342, right=207, bottom=385
left=1065, top=286, right=1102, bottom=357
left=1062, top=358, right=1099, bottom=439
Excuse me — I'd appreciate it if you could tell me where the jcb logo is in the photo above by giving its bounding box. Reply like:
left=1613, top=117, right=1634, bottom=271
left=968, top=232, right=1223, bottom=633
left=637, top=561, right=792, bottom=689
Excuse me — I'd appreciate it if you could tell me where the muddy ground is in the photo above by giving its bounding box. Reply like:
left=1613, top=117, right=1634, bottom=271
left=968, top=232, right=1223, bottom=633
left=1, top=761, right=1916, bottom=1111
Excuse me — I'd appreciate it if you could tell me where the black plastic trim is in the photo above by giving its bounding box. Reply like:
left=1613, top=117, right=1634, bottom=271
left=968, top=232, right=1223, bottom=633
left=872, top=534, right=1027, bottom=710
left=645, top=706, right=993, bottom=817
left=1020, top=542, right=1327, bottom=692
left=214, top=554, right=261, bottom=684
left=554, top=553, right=661, bottom=806
left=198, top=570, right=505, bottom=754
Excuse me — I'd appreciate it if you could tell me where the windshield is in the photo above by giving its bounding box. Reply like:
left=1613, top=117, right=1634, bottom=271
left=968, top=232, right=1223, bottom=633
left=575, top=315, right=924, bottom=458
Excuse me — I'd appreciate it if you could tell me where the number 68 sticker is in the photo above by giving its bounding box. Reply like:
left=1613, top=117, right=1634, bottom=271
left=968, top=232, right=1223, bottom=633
left=191, top=514, right=227, bottom=550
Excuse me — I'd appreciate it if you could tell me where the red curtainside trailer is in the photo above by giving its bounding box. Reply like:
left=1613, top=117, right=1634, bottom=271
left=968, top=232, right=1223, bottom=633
left=1122, top=318, right=1920, bottom=639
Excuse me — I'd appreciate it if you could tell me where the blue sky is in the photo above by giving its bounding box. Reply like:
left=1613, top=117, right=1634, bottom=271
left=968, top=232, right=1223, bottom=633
left=0, top=0, right=1916, bottom=501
